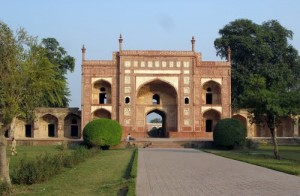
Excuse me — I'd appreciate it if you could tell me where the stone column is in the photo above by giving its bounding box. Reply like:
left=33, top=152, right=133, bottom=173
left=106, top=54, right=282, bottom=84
left=33, top=118, right=39, bottom=138
left=294, top=118, right=299, bottom=137
left=57, top=118, right=64, bottom=138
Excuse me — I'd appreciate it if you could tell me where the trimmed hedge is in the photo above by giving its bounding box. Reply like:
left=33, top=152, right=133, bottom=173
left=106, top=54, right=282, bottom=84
left=213, top=118, right=247, bottom=149
left=11, top=147, right=98, bottom=185
left=83, top=118, right=122, bottom=148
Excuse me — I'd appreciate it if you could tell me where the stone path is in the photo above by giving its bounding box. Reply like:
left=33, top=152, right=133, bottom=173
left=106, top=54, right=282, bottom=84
left=136, top=148, right=300, bottom=196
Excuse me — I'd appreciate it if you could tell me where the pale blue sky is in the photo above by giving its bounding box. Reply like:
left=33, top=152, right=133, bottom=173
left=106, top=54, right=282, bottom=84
left=1, top=0, right=300, bottom=108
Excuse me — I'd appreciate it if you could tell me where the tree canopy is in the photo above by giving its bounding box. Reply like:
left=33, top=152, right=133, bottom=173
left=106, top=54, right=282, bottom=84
left=215, top=19, right=300, bottom=108
left=0, top=21, right=75, bottom=184
left=214, top=19, right=300, bottom=159
left=40, top=38, right=75, bottom=107
left=150, top=118, right=162, bottom=123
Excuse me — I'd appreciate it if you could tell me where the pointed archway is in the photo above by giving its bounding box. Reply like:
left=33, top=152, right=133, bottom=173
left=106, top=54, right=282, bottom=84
left=146, top=109, right=166, bottom=138
left=136, top=79, right=178, bottom=137
left=40, top=114, right=58, bottom=138
left=203, top=109, right=220, bottom=132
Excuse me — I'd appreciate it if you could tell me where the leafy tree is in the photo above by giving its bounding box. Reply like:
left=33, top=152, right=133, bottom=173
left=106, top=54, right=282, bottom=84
left=150, top=118, right=162, bottom=123
left=0, top=21, right=72, bottom=185
left=40, top=38, right=75, bottom=107
left=214, top=19, right=300, bottom=159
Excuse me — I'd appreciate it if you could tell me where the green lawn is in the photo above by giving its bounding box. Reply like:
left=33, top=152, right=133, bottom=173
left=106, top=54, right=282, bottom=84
left=203, top=145, right=300, bottom=176
left=7, top=146, right=137, bottom=195
left=8, top=145, right=70, bottom=169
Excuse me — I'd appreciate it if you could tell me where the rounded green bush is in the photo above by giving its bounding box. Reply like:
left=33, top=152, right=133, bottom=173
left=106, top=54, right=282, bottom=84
left=83, top=118, right=122, bottom=148
left=213, top=118, right=247, bottom=149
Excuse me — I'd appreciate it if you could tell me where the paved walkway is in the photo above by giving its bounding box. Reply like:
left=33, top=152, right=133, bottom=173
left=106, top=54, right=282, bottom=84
left=136, top=148, right=300, bottom=196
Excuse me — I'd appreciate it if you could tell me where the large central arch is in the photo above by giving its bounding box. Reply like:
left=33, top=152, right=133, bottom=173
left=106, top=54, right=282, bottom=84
left=136, top=79, right=178, bottom=137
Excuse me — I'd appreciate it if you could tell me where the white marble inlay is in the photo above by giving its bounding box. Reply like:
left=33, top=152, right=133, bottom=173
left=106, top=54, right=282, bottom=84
left=155, top=61, right=160, bottom=67
left=124, top=107, right=131, bottom=116
left=169, top=61, right=174, bottom=67
left=125, top=76, right=131, bottom=84
left=184, top=61, right=190, bottom=68
left=184, top=119, right=190, bottom=125
left=134, top=70, right=181, bottom=74
left=124, top=61, right=131, bottom=67
left=124, top=87, right=131, bottom=93
left=184, top=70, right=190, bottom=74
left=184, top=108, right=189, bottom=115
left=184, top=77, right=190, bottom=84
left=184, top=87, right=190, bottom=94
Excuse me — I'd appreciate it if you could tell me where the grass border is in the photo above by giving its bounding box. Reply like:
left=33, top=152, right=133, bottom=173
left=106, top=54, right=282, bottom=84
left=127, top=149, right=138, bottom=196
left=202, top=149, right=300, bottom=176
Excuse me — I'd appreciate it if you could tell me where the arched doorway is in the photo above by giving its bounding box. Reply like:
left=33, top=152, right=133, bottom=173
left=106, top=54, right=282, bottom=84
left=40, top=114, right=58, bottom=138
left=203, top=109, right=220, bottom=132
left=146, top=109, right=166, bottom=138
left=64, top=114, right=81, bottom=138
left=136, top=79, right=178, bottom=137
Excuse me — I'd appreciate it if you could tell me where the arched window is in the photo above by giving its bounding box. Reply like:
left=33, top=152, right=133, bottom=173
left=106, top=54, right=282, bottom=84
left=99, top=87, right=107, bottom=104
left=206, top=88, right=212, bottom=104
left=152, top=94, right=160, bottom=104
left=125, top=97, right=130, bottom=104
left=184, top=97, right=189, bottom=104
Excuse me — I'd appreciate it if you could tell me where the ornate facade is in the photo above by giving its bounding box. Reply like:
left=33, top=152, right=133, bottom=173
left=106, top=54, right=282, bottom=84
left=4, top=36, right=298, bottom=142
left=81, top=36, right=231, bottom=139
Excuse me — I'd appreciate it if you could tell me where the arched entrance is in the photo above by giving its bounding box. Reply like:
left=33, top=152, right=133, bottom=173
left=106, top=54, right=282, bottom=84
left=64, top=113, right=81, bottom=138
left=136, top=79, right=178, bottom=137
left=40, top=114, right=58, bottom=138
left=203, top=109, right=220, bottom=132
left=146, top=109, right=166, bottom=138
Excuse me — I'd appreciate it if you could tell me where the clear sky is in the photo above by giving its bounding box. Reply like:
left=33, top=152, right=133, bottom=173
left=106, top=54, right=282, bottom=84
left=1, top=0, right=300, bottom=108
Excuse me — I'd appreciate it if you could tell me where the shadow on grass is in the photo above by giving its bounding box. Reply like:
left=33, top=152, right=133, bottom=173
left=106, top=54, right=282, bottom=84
left=118, top=149, right=138, bottom=196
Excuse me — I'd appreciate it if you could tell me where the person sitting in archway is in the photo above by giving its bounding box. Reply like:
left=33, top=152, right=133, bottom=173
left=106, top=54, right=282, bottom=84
left=126, top=133, right=135, bottom=147
left=126, top=133, right=135, bottom=141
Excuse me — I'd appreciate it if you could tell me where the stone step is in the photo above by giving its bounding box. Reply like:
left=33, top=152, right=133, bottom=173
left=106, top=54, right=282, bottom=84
left=147, top=142, right=185, bottom=148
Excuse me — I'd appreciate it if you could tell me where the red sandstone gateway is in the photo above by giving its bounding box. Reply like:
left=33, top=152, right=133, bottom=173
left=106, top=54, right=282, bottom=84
left=81, top=35, right=231, bottom=140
